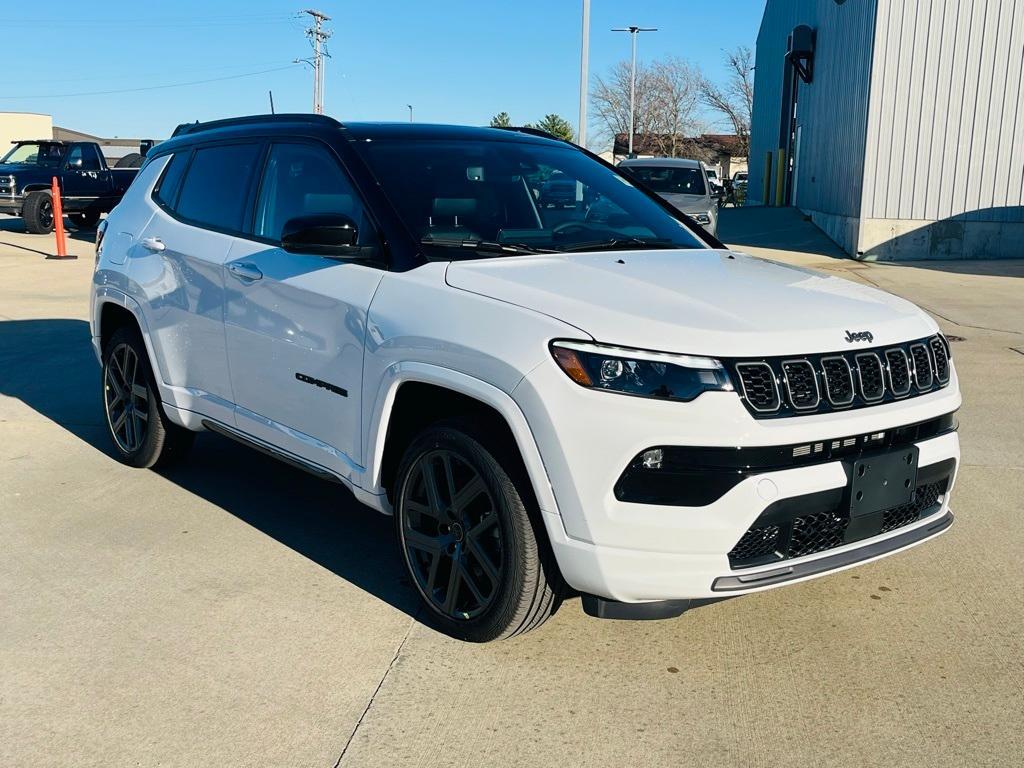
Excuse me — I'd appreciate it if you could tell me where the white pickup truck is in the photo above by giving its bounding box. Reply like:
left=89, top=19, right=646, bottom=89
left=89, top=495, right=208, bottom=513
left=90, top=115, right=960, bottom=641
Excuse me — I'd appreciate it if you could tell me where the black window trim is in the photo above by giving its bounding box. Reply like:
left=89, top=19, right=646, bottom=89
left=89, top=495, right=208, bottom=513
left=148, top=137, right=267, bottom=240
left=147, top=134, right=389, bottom=266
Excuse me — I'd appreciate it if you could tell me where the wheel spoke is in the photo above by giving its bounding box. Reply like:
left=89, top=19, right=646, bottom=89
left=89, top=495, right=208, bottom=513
left=467, top=512, right=498, bottom=539
left=404, top=527, right=443, bottom=555
left=424, top=552, right=441, bottom=593
left=111, top=409, right=128, bottom=434
left=405, top=499, right=444, bottom=521
left=452, top=475, right=486, bottom=516
left=105, top=369, right=126, bottom=406
left=464, top=536, right=500, bottom=586
left=442, top=554, right=462, bottom=614
left=420, top=459, right=446, bottom=517
left=458, top=560, right=487, bottom=604
left=441, top=453, right=457, bottom=507
left=131, top=383, right=148, bottom=402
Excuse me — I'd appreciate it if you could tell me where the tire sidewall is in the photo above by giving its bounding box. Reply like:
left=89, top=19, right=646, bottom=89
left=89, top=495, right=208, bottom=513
left=395, top=425, right=530, bottom=642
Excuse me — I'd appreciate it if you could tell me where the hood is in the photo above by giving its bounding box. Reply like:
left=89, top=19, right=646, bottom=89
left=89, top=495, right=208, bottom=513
left=445, top=249, right=937, bottom=357
left=0, top=163, right=43, bottom=174
left=661, top=192, right=711, bottom=213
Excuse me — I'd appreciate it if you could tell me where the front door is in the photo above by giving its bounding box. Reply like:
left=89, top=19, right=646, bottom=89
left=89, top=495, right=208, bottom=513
left=62, top=144, right=108, bottom=206
left=223, top=140, right=384, bottom=480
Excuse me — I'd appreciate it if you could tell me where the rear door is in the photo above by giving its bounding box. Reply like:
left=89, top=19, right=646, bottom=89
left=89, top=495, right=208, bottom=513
left=223, top=139, right=385, bottom=478
left=134, top=141, right=263, bottom=426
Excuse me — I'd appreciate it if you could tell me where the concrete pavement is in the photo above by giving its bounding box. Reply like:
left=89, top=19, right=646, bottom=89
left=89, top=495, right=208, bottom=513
left=1, top=211, right=1022, bottom=767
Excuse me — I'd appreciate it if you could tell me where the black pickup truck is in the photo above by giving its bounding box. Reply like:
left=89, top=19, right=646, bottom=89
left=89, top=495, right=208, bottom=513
left=0, top=140, right=144, bottom=233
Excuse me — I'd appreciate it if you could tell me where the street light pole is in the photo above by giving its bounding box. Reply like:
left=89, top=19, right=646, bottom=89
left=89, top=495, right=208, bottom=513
left=577, top=0, right=590, bottom=148
left=407, top=104, right=414, bottom=122
left=612, top=25, right=657, bottom=157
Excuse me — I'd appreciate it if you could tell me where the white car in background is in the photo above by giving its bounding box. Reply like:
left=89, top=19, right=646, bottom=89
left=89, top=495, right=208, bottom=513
left=618, top=157, right=719, bottom=236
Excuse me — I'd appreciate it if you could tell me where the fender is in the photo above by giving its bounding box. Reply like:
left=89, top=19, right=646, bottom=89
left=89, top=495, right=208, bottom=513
left=363, top=361, right=562, bottom=520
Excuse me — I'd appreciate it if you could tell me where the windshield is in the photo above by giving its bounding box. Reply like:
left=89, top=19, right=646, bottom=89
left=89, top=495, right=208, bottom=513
left=0, top=142, right=65, bottom=168
left=620, top=165, right=707, bottom=197
left=354, top=139, right=705, bottom=257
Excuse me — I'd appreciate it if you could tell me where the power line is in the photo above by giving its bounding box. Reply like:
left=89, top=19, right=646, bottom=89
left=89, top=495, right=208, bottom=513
left=17, top=60, right=298, bottom=86
left=0, top=64, right=302, bottom=100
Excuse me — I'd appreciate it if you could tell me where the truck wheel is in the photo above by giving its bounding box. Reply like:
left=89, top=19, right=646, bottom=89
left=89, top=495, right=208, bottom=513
left=22, top=191, right=55, bottom=234
left=69, top=210, right=101, bottom=229
left=102, top=326, right=194, bottom=468
left=394, top=423, right=560, bottom=641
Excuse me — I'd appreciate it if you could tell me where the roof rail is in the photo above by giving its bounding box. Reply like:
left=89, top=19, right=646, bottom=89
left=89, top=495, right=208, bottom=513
left=170, top=113, right=342, bottom=138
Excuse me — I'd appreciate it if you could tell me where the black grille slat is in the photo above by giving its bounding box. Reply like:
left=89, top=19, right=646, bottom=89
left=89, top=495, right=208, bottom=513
left=885, top=349, right=912, bottom=396
left=855, top=353, right=885, bottom=401
left=930, top=338, right=950, bottom=383
left=728, top=479, right=948, bottom=568
left=782, top=360, right=819, bottom=409
left=728, top=335, right=951, bottom=419
left=821, top=357, right=855, bottom=406
left=736, top=363, right=780, bottom=412
left=911, top=344, right=934, bottom=390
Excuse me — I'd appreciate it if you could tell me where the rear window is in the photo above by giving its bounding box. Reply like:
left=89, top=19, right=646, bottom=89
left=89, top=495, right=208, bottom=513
left=174, top=143, right=262, bottom=232
left=154, top=152, right=190, bottom=209
left=622, top=165, right=707, bottom=196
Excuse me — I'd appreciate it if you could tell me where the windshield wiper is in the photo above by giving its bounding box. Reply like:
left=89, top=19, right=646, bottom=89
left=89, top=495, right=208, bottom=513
left=420, top=237, right=556, bottom=256
left=560, top=237, right=682, bottom=253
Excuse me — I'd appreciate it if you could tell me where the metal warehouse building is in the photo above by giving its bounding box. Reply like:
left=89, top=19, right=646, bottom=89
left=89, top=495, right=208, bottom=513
left=749, top=0, right=1023, bottom=260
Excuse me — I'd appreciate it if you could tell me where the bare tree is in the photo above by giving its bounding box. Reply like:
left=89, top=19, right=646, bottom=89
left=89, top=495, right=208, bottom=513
left=591, top=57, right=704, bottom=157
left=698, top=46, right=754, bottom=158
left=647, top=57, right=703, bottom=157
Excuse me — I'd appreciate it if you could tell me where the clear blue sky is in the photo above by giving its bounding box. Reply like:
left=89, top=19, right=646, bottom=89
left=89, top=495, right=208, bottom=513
left=3, top=1, right=765, bottom=148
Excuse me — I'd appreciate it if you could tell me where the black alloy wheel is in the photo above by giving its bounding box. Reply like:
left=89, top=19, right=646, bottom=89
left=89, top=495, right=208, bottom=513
left=400, top=448, right=504, bottom=620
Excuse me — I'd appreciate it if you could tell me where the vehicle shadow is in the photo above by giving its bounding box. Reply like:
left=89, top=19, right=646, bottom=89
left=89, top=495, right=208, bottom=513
left=0, top=317, right=420, bottom=621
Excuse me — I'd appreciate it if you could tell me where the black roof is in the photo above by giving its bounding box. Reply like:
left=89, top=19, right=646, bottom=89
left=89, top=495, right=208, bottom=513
left=155, top=113, right=563, bottom=155
left=341, top=122, right=561, bottom=145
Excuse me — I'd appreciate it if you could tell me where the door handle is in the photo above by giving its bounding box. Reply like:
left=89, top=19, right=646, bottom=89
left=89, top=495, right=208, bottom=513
left=228, top=262, right=263, bottom=282
left=141, top=237, right=165, bottom=252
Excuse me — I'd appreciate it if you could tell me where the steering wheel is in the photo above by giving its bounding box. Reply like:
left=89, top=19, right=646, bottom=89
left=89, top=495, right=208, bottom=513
left=551, top=221, right=591, bottom=238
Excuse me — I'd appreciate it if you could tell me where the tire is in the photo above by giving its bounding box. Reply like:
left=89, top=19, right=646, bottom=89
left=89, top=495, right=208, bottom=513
left=22, top=191, right=54, bottom=234
left=69, top=209, right=101, bottom=229
left=115, top=152, right=143, bottom=168
left=394, top=423, right=560, bottom=642
left=102, top=326, right=194, bottom=468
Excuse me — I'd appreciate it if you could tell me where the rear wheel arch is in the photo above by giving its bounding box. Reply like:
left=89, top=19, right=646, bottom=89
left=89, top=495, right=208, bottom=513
left=98, top=301, right=141, bottom=352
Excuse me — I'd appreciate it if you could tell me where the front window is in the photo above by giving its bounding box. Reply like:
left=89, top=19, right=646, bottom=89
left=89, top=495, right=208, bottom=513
left=1, top=142, right=65, bottom=168
left=353, top=138, right=706, bottom=258
left=620, top=165, right=707, bottom=197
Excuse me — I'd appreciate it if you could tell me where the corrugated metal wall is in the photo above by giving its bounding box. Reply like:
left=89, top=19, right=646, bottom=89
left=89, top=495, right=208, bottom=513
left=749, top=0, right=879, bottom=215
left=863, top=0, right=1024, bottom=223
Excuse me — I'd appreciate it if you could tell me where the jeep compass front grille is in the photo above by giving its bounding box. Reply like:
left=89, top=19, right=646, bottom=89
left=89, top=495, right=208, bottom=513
left=726, top=335, right=950, bottom=418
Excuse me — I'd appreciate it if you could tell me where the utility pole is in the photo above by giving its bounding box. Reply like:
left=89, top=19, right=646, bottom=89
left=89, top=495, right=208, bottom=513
left=577, top=0, right=590, bottom=148
left=303, top=9, right=331, bottom=114
left=612, top=25, right=657, bottom=157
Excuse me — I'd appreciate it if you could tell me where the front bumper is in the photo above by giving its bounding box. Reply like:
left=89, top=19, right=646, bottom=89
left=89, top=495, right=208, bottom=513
left=514, top=358, right=961, bottom=602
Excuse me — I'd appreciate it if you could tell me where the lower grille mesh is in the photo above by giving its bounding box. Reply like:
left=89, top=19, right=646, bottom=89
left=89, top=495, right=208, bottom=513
left=728, top=479, right=948, bottom=568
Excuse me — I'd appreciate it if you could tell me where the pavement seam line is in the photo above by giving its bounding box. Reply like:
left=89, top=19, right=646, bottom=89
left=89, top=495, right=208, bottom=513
left=332, top=615, right=417, bottom=768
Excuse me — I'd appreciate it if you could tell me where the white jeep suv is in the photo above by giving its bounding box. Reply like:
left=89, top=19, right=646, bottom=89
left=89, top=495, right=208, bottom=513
left=90, top=115, right=960, bottom=641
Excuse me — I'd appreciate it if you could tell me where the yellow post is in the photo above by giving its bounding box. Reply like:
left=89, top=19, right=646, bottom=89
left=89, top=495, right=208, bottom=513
left=763, top=151, right=773, bottom=206
left=774, top=148, right=787, bottom=207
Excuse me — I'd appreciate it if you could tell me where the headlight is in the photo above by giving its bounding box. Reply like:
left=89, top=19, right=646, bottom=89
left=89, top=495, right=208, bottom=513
left=550, top=341, right=733, bottom=402
left=690, top=212, right=711, bottom=225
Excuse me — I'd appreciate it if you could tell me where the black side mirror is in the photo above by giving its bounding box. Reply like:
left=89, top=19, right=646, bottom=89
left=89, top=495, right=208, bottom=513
left=281, top=213, right=364, bottom=258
